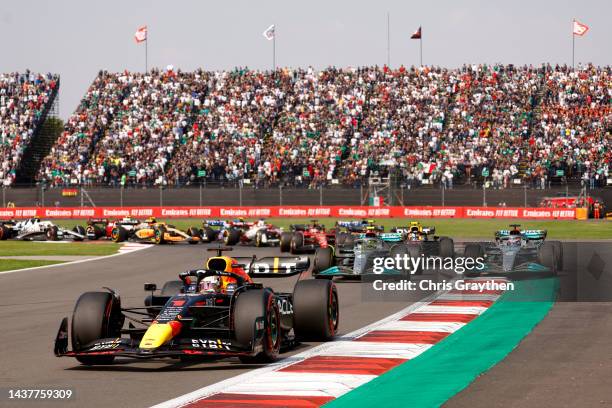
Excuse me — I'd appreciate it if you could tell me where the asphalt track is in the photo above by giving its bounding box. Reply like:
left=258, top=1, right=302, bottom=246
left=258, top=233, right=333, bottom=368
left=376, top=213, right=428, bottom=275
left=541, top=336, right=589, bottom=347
left=0, top=244, right=419, bottom=408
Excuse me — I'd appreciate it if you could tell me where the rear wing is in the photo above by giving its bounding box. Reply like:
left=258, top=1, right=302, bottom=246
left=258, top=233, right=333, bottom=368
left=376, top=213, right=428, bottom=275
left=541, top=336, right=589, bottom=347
left=234, top=256, right=310, bottom=277
left=87, top=218, right=109, bottom=225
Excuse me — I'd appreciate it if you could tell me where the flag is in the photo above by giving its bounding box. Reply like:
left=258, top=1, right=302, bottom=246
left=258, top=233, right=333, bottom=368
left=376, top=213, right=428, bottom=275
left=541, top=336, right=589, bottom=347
left=134, top=26, right=148, bottom=43
left=262, top=24, right=275, bottom=41
left=573, top=20, right=589, bottom=36
left=411, top=26, right=422, bottom=39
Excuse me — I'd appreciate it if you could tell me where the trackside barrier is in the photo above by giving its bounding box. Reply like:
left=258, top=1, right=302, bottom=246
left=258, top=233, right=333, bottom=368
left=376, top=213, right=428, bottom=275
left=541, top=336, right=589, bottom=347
left=0, top=206, right=577, bottom=220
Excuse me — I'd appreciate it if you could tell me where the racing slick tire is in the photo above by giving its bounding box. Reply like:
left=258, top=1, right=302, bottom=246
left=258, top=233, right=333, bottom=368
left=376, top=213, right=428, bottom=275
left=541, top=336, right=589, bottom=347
left=224, top=228, right=241, bottom=246
left=405, top=243, right=424, bottom=275
left=187, top=227, right=201, bottom=245
left=335, top=232, right=347, bottom=246
left=280, top=232, right=292, bottom=252
left=161, top=280, right=184, bottom=296
left=71, top=291, right=124, bottom=365
left=234, top=289, right=281, bottom=364
left=439, top=237, right=455, bottom=259
left=538, top=242, right=557, bottom=275
left=464, top=244, right=484, bottom=277
left=290, top=232, right=304, bottom=254
left=203, top=227, right=217, bottom=242
left=154, top=225, right=167, bottom=245
left=389, top=243, right=412, bottom=278
left=72, top=225, right=86, bottom=241
left=313, top=247, right=334, bottom=278
left=112, top=226, right=129, bottom=243
left=550, top=241, right=563, bottom=271
left=86, top=225, right=105, bottom=240
left=46, top=225, right=59, bottom=241
left=293, top=279, right=339, bottom=341
left=255, top=230, right=267, bottom=247
left=0, top=225, right=8, bottom=240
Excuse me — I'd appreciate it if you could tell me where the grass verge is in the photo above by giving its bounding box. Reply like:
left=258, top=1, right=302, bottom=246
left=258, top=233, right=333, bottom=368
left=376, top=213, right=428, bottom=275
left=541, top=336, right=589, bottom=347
left=0, top=241, right=120, bottom=257
left=0, top=259, right=64, bottom=272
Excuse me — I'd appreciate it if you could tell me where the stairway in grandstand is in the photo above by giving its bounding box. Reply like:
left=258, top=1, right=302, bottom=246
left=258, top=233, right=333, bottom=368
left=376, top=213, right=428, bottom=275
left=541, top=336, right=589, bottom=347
left=14, top=80, right=61, bottom=184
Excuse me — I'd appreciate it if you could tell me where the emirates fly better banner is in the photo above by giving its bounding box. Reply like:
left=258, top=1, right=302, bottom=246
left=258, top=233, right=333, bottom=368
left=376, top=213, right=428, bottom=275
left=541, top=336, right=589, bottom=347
left=0, top=206, right=577, bottom=219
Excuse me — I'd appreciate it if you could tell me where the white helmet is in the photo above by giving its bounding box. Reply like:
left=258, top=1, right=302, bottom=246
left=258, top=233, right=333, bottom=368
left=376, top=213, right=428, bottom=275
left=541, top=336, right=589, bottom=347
left=199, top=276, right=221, bottom=293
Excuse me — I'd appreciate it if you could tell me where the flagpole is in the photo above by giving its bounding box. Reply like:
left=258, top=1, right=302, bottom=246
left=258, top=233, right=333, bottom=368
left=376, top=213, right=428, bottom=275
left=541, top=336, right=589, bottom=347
left=420, top=34, right=423, bottom=66
left=572, top=19, right=575, bottom=69
left=145, top=33, right=149, bottom=74
left=273, top=25, right=276, bottom=71
left=386, top=12, right=390, bottom=67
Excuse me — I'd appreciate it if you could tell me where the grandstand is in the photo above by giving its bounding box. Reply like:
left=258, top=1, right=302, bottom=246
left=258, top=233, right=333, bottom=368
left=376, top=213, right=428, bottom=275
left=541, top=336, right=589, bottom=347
left=28, top=64, right=611, bottom=188
left=0, top=71, right=59, bottom=186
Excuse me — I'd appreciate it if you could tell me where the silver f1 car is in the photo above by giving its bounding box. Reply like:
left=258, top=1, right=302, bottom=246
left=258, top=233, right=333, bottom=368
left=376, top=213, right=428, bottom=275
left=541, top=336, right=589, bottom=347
left=463, top=224, right=563, bottom=276
left=0, top=218, right=85, bottom=241
left=312, top=232, right=410, bottom=279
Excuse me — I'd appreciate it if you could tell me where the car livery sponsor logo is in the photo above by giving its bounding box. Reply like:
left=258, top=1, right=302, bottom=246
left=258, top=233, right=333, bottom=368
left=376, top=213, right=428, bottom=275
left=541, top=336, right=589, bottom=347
left=191, top=339, right=231, bottom=350
left=90, top=338, right=121, bottom=351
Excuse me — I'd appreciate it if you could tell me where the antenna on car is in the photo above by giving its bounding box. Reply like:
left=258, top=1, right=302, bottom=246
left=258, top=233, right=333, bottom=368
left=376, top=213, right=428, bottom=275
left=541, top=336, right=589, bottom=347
left=207, top=246, right=233, bottom=256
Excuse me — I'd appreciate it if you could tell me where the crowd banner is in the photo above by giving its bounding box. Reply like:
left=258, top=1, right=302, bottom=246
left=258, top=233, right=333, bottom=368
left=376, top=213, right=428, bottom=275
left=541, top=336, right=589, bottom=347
left=0, top=206, right=577, bottom=220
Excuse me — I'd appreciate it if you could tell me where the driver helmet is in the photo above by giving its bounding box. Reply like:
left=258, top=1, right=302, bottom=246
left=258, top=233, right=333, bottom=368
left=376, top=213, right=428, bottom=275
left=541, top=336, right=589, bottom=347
left=199, top=276, right=221, bottom=293
left=146, top=217, right=157, bottom=224
left=256, top=219, right=266, bottom=227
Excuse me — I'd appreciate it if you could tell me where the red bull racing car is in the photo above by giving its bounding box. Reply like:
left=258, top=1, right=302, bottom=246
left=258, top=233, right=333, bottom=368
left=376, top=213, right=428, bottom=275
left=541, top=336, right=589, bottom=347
left=54, top=248, right=339, bottom=365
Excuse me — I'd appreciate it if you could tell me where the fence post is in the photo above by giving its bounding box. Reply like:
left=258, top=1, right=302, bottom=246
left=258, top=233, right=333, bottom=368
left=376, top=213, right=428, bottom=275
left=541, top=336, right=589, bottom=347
left=2, top=187, right=4, bottom=207
left=80, top=187, right=84, bottom=208
left=319, top=185, right=323, bottom=206
left=159, top=186, right=163, bottom=207
left=239, top=181, right=243, bottom=206
left=523, top=184, right=527, bottom=207
left=41, top=187, right=45, bottom=207
left=199, top=182, right=202, bottom=207
left=279, top=185, right=283, bottom=206
left=120, top=186, right=124, bottom=208
left=441, top=184, right=445, bottom=206
left=482, top=184, right=487, bottom=206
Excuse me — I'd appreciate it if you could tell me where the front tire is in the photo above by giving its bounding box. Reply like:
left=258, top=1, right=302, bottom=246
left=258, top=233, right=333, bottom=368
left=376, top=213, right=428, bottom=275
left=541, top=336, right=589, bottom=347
left=224, top=228, right=241, bottom=246
left=538, top=242, right=557, bottom=275
left=71, top=291, right=123, bottom=365
left=112, top=226, right=129, bottom=243
left=290, top=232, right=304, bottom=254
left=313, top=247, right=334, bottom=277
left=154, top=225, right=166, bottom=245
left=234, top=289, right=280, bottom=364
left=464, top=244, right=484, bottom=277
left=72, top=225, right=86, bottom=241
left=293, top=279, right=339, bottom=341
left=46, top=226, right=59, bottom=241
left=280, top=232, right=292, bottom=252
left=438, top=237, right=454, bottom=258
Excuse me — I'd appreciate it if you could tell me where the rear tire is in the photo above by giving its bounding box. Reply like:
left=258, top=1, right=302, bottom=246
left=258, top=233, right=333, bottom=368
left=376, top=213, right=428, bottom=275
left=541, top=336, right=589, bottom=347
left=538, top=242, right=557, bottom=275
left=280, top=232, right=292, bottom=252
left=112, top=226, right=128, bottom=243
left=224, top=228, right=241, bottom=246
left=550, top=241, right=563, bottom=271
left=293, top=279, right=339, bottom=341
left=438, top=237, right=454, bottom=259
left=255, top=230, right=266, bottom=247
left=154, top=225, right=166, bottom=245
left=203, top=227, right=217, bottom=242
left=290, top=232, right=304, bottom=254
left=0, top=225, right=8, bottom=240
left=187, top=227, right=200, bottom=244
left=234, top=289, right=280, bottom=364
left=46, top=226, right=59, bottom=241
left=313, top=247, right=334, bottom=277
left=464, top=244, right=484, bottom=277
left=71, top=291, right=123, bottom=365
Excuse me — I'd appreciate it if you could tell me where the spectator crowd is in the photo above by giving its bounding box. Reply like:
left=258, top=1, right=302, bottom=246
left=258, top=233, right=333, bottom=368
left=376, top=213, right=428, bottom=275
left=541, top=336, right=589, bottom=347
left=0, top=71, right=58, bottom=186
left=32, top=64, right=610, bottom=188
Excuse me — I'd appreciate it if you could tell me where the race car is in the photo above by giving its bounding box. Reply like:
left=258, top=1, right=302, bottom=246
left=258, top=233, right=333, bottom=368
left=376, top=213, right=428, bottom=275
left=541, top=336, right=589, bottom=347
left=333, top=219, right=385, bottom=247
left=280, top=220, right=335, bottom=254
left=392, top=221, right=455, bottom=265
left=111, top=217, right=201, bottom=245
left=85, top=217, right=141, bottom=240
left=462, top=224, right=563, bottom=277
left=199, top=220, right=229, bottom=243
left=0, top=217, right=85, bottom=241
left=54, top=248, right=338, bottom=365
left=312, top=232, right=411, bottom=279
left=223, top=219, right=282, bottom=247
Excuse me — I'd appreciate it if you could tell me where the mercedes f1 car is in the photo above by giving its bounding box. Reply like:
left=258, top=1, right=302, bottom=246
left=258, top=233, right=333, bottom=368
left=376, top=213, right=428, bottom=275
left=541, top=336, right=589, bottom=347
left=280, top=220, right=335, bottom=254
left=223, top=219, right=282, bottom=247
left=333, top=219, right=385, bottom=247
left=0, top=218, right=85, bottom=241
left=111, top=218, right=201, bottom=245
left=54, top=249, right=338, bottom=365
left=312, top=232, right=411, bottom=279
left=463, top=224, right=563, bottom=277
